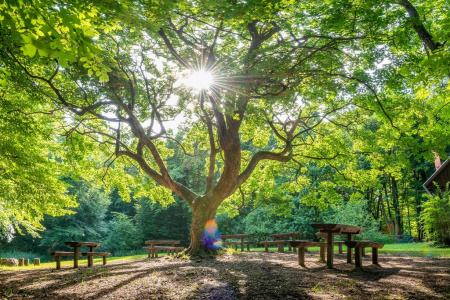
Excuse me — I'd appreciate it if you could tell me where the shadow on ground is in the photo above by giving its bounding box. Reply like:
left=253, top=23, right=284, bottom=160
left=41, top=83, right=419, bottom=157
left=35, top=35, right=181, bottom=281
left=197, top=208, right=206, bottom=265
left=0, top=251, right=449, bottom=299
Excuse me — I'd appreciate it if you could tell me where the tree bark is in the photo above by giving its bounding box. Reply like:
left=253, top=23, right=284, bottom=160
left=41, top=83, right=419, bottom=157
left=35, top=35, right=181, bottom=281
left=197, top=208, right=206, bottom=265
left=380, top=189, right=392, bottom=236
left=397, top=0, right=438, bottom=53
left=187, top=197, right=219, bottom=256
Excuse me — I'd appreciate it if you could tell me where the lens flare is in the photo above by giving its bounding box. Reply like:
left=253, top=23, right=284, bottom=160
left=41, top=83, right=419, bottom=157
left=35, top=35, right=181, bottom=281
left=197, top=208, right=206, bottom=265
left=202, top=219, right=222, bottom=250
left=184, top=70, right=214, bottom=91
left=205, top=219, right=218, bottom=234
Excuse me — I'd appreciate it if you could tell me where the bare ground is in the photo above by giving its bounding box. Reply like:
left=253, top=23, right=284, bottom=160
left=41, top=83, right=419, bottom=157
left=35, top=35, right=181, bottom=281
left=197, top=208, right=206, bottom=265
left=0, top=251, right=449, bottom=299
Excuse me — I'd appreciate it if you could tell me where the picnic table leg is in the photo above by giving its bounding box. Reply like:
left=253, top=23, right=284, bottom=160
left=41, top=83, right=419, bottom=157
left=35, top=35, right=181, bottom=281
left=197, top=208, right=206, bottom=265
left=372, top=247, right=379, bottom=265
left=362, top=247, right=366, bottom=256
left=241, top=239, right=244, bottom=252
left=319, top=246, right=326, bottom=262
left=247, top=243, right=250, bottom=251
left=264, top=244, right=268, bottom=252
left=298, top=247, right=305, bottom=266
left=355, top=246, right=362, bottom=268
left=326, top=231, right=333, bottom=268
left=56, top=256, right=61, bottom=270
left=338, top=243, right=343, bottom=254
left=74, top=246, right=79, bottom=268
left=89, top=246, right=94, bottom=266
left=103, top=256, right=107, bottom=265
left=346, top=233, right=353, bottom=263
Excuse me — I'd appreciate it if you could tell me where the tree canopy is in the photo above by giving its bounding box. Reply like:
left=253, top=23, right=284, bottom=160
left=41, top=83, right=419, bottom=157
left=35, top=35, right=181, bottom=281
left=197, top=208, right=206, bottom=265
left=0, top=0, right=449, bottom=253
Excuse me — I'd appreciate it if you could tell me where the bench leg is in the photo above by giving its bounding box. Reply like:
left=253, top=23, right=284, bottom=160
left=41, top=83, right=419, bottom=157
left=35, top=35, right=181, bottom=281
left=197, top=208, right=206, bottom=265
left=319, top=246, right=325, bottom=262
left=372, top=247, right=378, bottom=265
left=234, top=244, right=237, bottom=251
left=298, top=247, right=305, bottom=266
left=264, top=244, right=268, bottom=252
left=155, top=250, right=158, bottom=258
left=362, top=247, right=366, bottom=256
left=355, top=247, right=362, bottom=268
left=103, top=256, right=107, bottom=265
left=288, top=244, right=292, bottom=252
left=247, top=244, right=250, bottom=251
left=56, top=256, right=61, bottom=270
left=338, top=243, right=343, bottom=254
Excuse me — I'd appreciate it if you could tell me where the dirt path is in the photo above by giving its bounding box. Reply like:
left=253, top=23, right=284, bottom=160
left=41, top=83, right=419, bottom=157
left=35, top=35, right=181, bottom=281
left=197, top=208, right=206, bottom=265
left=0, top=251, right=449, bottom=299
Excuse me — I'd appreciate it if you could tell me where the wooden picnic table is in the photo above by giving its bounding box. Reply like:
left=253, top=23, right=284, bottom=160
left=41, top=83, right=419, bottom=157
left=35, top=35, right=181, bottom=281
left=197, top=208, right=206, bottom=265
left=143, top=240, right=184, bottom=258
left=221, top=234, right=251, bottom=251
left=64, top=241, right=101, bottom=268
left=311, top=224, right=364, bottom=268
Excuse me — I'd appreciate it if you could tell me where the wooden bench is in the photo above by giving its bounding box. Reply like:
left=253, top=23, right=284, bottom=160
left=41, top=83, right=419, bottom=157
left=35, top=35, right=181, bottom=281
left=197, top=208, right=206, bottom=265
left=344, top=240, right=384, bottom=268
left=143, top=246, right=184, bottom=258
left=269, top=232, right=302, bottom=252
left=81, top=252, right=110, bottom=267
left=222, top=241, right=241, bottom=250
left=144, top=240, right=184, bottom=258
left=289, top=241, right=327, bottom=267
left=260, top=240, right=289, bottom=252
left=50, top=251, right=82, bottom=270
left=221, top=234, right=252, bottom=251
left=222, top=241, right=254, bottom=251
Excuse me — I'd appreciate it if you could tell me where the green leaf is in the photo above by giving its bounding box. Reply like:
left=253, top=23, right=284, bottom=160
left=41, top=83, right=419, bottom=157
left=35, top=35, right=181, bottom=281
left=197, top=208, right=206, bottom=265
left=21, top=44, right=37, bottom=57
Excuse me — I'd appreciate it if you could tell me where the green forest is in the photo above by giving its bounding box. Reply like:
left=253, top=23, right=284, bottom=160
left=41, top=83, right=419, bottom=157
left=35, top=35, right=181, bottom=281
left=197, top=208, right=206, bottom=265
left=1, top=0, right=450, bottom=260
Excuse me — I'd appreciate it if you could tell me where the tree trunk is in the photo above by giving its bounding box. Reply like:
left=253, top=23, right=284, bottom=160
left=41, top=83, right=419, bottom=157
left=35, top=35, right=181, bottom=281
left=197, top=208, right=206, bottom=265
left=380, top=193, right=392, bottom=236
left=391, top=177, right=402, bottom=238
left=187, top=198, right=219, bottom=256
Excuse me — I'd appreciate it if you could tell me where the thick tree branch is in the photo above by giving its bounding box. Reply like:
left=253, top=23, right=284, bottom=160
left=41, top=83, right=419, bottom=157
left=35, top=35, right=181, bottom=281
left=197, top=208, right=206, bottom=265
left=397, top=0, right=438, bottom=53
left=158, top=28, right=191, bottom=69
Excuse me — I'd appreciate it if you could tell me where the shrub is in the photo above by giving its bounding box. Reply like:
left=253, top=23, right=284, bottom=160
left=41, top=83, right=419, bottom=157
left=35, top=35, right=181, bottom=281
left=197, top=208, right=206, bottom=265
left=421, top=184, right=450, bottom=246
left=324, top=199, right=390, bottom=243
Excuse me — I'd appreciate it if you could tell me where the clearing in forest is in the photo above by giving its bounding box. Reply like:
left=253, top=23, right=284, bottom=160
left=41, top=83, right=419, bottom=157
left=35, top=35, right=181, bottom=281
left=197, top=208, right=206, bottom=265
left=0, top=251, right=449, bottom=299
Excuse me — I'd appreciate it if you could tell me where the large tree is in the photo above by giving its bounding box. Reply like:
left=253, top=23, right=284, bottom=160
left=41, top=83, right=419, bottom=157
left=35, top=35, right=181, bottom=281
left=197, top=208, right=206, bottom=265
left=1, top=0, right=448, bottom=254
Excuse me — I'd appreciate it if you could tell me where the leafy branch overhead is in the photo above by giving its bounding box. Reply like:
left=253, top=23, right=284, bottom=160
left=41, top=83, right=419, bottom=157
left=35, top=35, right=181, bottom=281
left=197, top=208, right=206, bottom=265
left=0, top=0, right=449, bottom=253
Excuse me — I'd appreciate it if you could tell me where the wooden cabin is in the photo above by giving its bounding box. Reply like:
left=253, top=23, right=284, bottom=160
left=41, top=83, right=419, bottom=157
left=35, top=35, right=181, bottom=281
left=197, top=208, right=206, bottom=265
left=423, top=156, right=450, bottom=194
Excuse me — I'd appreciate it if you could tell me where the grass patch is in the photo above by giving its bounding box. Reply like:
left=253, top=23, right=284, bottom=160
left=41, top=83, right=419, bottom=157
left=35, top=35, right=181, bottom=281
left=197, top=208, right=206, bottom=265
left=379, top=243, right=450, bottom=258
